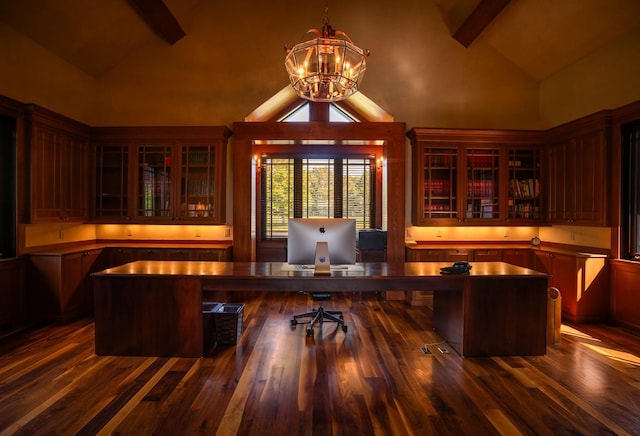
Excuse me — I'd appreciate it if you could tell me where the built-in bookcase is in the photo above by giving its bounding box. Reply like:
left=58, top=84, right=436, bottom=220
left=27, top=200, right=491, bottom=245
left=91, top=126, right=230, bottom=224
left=507, top=148, right=540, bottom=221
left=421, top=146, right=458, bottom=220
left=408, top=128, right=543, bottom=225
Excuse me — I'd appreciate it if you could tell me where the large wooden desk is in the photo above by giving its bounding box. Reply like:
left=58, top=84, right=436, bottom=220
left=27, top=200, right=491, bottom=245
left=92, top=261, right=549, bottom=358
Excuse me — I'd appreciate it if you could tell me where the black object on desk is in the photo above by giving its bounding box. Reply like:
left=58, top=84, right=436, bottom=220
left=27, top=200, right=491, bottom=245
left=440, top=261, right=472, bottom=274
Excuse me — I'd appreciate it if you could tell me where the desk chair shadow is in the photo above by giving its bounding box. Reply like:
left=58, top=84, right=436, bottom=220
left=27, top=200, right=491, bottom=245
left=291, top=292, right=348, bottom=337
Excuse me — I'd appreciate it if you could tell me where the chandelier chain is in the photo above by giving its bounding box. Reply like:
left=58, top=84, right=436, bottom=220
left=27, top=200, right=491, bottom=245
left=323, top=0, right=329, bottom=26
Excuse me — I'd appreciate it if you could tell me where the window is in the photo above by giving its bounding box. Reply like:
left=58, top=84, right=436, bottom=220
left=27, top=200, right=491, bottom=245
left=261, top=156, right=375, bottom=239
left=622, top=120, right=640, bottom=260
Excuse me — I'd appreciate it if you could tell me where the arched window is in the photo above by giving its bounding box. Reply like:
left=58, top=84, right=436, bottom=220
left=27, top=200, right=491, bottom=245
left=260, top=102, right=375, bottom=240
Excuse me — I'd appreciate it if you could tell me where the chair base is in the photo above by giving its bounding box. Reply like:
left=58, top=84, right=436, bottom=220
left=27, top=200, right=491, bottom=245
left=291, top=306, right=348, bottom=337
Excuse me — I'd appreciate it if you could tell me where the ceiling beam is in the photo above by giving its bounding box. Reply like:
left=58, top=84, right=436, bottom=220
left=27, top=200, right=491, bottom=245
left=127, top=0, right=186, bottom=45
left=453, top=0, right=511, bottom=48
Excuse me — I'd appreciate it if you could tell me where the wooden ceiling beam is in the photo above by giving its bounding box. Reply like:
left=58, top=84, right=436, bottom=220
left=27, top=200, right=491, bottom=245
left=127, top=0, right=186, bottom=45
left=453, top=0, right=511, bottom=48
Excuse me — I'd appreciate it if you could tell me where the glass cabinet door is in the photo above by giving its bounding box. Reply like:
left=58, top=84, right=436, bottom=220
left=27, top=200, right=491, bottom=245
left=421, top=146, right=458, bottom=220
left=507, top=148, right=540, bottom=221
left=136, top=145, right=172, bottom=219
left=465, top=148, right=500, bottom=221
left=94, top=143, right=129, bottom=220
left=179, top=145, right=216, bottom=220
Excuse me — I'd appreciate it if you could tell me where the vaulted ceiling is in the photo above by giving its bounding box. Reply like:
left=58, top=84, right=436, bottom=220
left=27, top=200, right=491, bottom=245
left=1, top=0, right=638, bottom=81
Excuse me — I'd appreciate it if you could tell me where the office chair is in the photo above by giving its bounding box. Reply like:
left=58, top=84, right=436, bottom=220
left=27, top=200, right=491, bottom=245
left=290, top=292, right=348, bottom=337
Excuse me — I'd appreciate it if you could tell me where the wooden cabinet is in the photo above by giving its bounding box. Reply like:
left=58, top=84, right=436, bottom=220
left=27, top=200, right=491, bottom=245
left=107, top=247, right=138, bottom=267
left=411, top=143, right=459, bottom=224
left=29, top=248, right=105, bottom=324
left=26, top=105, right=90, bottom=223
left=408, top=128, right=543, bottom=226
left=473, top=249, right=502, bottom=262
left=534, top=250, right=609, bottom=323
left=91, top=127, right=231, bottom=224
left=502, top=249, right=533, bottom=269
left=445, top=249, right=472, bottom=261
left=406, top=247, right=445, bottom=262
left=28, top=245, right=233, bottom=324
left=104, top=245, right=233, bottom=267
left=191, top=248, right=230, bottom=261
left=93, top=143, right=130, bottom=221
left=0, top=258, right=26, bottom=335
left=506, top=147, right=541, bottom=223
left=545, top=111, right=611, bottom=226
left=610, top=260, right=640, bottom=331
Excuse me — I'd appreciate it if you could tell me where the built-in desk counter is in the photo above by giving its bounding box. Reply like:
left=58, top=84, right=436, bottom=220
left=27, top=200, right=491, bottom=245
left=92, top=261, right=549, bottom=358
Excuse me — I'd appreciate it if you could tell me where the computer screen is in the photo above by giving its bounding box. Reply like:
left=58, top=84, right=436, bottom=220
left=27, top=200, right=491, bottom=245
left=287, top=218, right=357, bottom=265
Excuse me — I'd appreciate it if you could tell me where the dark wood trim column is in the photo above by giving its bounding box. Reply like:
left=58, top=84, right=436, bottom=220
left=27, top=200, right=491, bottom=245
left=232, top=121, right=406, bottom=262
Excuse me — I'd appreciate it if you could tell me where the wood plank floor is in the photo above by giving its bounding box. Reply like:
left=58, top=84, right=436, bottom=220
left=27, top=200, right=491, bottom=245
left=1, top=291, right=640, bottom=435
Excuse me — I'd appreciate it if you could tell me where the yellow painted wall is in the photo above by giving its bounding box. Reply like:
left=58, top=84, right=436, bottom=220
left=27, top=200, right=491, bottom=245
left=539, top=225, right=611, bottom=250
left=94, top=224, right=232, bottom=241
left=407, top=226, right=539, bottom=243
left=407, top=225, right=611, bottom=250
left=540, top=26, right=640, bottom=128
left=0, top=22, right=96, bottom=123
left=23, top=223, right=232, bottom=248
left=24, top=223, right=97, bottom=248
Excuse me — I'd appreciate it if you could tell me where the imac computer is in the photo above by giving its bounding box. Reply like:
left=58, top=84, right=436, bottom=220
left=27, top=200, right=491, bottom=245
left=287, top=218, right=357, bottom=275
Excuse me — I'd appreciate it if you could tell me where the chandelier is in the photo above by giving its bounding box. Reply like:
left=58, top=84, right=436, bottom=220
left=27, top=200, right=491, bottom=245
left=285, top=0, right=369, bottom=103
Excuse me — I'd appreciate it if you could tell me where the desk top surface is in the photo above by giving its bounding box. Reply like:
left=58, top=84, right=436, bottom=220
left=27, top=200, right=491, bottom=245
left=93, top=261, right=548, bottom=279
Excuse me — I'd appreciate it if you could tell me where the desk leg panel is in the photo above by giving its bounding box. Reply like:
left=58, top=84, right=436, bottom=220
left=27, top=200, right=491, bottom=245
left=433, top=290, right=464, bottom=355
left=463, top=277, right=547, bottom=357
left=94, top=277, right=203, bottom=357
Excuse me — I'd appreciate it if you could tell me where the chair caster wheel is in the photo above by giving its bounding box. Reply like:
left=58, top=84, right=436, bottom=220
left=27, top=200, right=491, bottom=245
left=342, top=325, right=348, bottom=333
left=290, top=319, right=297, bottom=327
left=306, top=328, right=314, bottom=337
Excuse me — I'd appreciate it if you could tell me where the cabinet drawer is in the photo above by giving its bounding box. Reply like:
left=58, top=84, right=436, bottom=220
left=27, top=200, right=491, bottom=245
left=473, top=249, right=502, bottom=262
left=445, top=249, right=471, bottom=261
left=406, top=248, right=445, bottom=262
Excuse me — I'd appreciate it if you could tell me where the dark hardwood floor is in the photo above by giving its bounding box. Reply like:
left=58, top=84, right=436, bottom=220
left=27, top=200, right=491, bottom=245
left=1, top=291, right=640, bottom=435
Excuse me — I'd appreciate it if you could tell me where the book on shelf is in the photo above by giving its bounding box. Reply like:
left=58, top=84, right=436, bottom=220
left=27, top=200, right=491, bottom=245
left=510, top=178, right=539, bottom=198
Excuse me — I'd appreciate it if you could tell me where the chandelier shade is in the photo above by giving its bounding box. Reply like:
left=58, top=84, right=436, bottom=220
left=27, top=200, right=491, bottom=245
left=285, top=31, right=367, bottom=102
left=285, top=1, right=368, bottom=103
